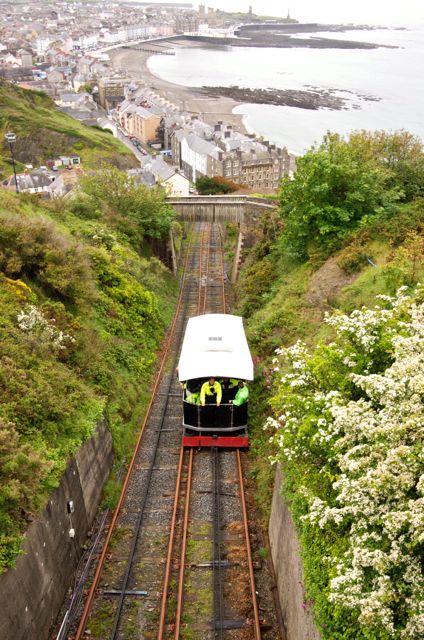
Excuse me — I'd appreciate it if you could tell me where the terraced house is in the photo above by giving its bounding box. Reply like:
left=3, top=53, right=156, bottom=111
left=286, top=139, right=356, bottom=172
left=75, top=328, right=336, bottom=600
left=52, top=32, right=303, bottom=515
left=171, top=120, right=291, bottom=190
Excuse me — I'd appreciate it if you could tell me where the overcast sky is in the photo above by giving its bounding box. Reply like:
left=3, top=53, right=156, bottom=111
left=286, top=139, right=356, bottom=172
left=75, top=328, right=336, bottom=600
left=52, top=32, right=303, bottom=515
left=197, top=0, right=424, bottom=26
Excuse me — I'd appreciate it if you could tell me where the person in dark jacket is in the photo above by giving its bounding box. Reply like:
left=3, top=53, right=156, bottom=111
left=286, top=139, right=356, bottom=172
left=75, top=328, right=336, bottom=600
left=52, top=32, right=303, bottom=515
left=219, top=377, right=238, bottom=403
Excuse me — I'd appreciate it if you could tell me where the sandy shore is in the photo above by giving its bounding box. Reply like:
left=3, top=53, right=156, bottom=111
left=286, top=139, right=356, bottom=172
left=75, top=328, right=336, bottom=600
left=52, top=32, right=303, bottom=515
left=109, top=42, right=248, bottom=132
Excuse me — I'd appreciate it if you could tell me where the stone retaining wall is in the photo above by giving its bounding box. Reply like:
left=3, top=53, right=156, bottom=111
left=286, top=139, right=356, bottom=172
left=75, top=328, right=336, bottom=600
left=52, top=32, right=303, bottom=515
left=269, top=465, right=321, bottom=640
left=0, top=421, right=113, bottom=640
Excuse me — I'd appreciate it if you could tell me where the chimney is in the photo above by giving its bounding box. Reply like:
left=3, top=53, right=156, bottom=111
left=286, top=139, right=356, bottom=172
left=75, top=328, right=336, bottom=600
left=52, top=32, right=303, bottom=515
left=218, top=120, right=223, bottom=125
left=263, top=140, right=269, bottom=147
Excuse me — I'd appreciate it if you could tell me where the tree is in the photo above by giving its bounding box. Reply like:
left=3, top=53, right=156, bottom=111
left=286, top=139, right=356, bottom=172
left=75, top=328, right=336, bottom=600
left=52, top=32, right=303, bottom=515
left=195, top=175, right=240, bottom=195
left=78, top=167, right=174, bottom=246
left=279, top=131, right=424, bottom=260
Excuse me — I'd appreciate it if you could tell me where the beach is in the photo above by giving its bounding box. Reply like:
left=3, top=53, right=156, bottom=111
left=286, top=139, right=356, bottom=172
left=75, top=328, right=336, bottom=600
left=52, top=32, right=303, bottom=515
left=109, top=43, right=248, bottom=132
left=109, top=25, right=424, bottom=155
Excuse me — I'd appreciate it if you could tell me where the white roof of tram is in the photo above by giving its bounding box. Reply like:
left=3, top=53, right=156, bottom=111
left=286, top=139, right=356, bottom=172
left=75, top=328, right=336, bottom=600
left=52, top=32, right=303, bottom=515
left=178, top=314, right=254, bottom=382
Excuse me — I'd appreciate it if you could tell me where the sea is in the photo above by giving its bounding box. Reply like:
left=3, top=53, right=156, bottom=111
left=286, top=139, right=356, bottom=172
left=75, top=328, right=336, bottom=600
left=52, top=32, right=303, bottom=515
left=147, top=25, right=424, bottom=155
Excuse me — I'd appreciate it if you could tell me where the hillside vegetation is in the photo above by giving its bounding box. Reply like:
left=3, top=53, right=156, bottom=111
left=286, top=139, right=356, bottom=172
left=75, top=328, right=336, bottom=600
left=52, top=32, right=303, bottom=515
left=237, top=131, right=424, bottom=640
left=0, top=79, right=136, bottom=175
left=0, top=176, right=177, bottom=572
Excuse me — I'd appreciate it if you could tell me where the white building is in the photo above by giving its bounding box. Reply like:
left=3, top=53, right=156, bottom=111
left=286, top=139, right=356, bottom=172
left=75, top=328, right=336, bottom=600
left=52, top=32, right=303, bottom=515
left=180, top=133, right=221, bottom=182
left=71, top=33, right=98, bottom=50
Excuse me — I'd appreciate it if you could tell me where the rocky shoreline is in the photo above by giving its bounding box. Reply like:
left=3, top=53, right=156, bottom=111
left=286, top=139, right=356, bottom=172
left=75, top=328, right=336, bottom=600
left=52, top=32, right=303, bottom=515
left=109, top=23, right=389, bottom=126
left=231, top=23, right=399, bottom=49
left=196, top=85, right=380, bottom=111
left=182, top=34, right=388, bottom=50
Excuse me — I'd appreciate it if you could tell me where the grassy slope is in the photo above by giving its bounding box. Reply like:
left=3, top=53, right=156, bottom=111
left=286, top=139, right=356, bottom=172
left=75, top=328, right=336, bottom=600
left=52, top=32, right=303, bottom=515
left=0, top=79, right=136, bottom=175
left=238, top=201, right=424, bottom=360
left=0, top=189, right=178, bottom=571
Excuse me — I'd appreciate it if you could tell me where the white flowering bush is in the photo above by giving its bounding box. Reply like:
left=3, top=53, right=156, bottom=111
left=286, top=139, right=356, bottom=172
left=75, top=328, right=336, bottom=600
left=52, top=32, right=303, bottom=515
left=17, top=304, right=75, bottom=351
left=267, top=286, right=424, bottom=639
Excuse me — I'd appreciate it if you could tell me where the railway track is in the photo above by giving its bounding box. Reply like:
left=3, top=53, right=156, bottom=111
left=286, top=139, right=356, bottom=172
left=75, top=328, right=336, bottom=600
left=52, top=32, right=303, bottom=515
left=65, top=222, right=281, bottom=640
left=158, top=223, right=262, bottom=638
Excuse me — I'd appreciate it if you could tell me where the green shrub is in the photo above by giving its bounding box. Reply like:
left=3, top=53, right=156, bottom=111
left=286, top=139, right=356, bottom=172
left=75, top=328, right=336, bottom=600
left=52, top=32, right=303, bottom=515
left=0, top=212, right=94, bottom=303
left=337, top=243, right=369, bottom=273
left=278, top=131, right=424, bottom=261
left=0, top=190, right=178, bottom=571
left=195, top=175, right=241, bottom=194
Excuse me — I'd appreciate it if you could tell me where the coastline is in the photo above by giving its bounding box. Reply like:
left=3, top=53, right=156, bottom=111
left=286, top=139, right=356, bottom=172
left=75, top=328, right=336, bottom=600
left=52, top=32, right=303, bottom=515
left=109, top=42, right=248, bottom=133
left=108, top=25, right=420, bottom=156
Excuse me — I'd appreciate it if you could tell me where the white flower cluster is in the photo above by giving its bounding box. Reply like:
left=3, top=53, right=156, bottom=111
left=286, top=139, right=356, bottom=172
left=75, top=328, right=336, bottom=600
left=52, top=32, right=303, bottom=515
left=17, top=305, right=76, bottom=351
left=269, top=286, right=424, bottom=638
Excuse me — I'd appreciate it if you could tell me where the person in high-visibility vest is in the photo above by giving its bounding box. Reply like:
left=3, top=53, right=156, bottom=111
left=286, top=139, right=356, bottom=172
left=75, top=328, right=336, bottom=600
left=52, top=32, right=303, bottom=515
left=186, top=391, right=200, bottom=404
left=230, top=381, right=249, bottom=406
left=200, top=377, right=222, bottom=406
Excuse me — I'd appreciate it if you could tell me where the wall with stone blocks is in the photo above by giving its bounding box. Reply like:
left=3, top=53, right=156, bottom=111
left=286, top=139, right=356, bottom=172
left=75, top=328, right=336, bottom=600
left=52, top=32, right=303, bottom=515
left=0, top=421, right=113, bottom=640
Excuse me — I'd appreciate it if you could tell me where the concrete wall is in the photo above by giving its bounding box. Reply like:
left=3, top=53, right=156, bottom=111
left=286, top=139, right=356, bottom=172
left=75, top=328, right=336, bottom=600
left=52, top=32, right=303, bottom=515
left=269, top=465, right=321, bottom=640
left=166, top=195, right=277, bottom=228
left=0, top=421, right=113, bottom=640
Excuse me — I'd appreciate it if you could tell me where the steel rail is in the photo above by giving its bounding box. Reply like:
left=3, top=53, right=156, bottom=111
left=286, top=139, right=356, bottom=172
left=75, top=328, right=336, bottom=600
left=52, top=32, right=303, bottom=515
left=212, top=448, right=224, bottom=638
left=174, top=447, right=194, bottom=638
left=156, top=443, right=185, bottom=638
left=108, top=315, right=186, bottom=639
left=197, top=225, right=206, bottom=313
left=201, top=223, right=212, bottom=314
left=56, top=507, right=109, bottom=639
left=157, top=223, right=228, bottom=637
left=217, top=224, right=227, bottom=315
left=236, top=450, right=261, bottom=639
left=74, top=238, right=193, bottom=640
left=157, top=223, right=216, bottom=638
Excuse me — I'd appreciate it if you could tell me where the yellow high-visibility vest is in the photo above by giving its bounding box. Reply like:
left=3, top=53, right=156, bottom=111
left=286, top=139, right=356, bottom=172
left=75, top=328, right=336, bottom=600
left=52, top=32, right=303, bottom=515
left=200, top=380, right=222, bottom=405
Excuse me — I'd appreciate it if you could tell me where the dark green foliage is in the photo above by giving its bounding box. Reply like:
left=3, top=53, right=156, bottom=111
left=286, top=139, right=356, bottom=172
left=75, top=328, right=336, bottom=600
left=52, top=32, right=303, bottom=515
left=0, top=418, right=52, bottom=569
left=0, top=212, right=94, bottom=302
left=279, top=131, right=424, bottom=261
left=195, top=175, right=240, bottom=194
left=78, top=167, right=175, bottom=246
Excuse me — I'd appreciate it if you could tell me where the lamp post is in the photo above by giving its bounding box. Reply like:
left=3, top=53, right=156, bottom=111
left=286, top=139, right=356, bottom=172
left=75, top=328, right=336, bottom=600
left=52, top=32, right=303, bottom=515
left=4, top=132, right=19, bottom=193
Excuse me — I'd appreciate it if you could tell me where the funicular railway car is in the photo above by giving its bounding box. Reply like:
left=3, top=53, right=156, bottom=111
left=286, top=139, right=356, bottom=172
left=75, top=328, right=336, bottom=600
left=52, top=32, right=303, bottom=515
left=178, top=314, right=254, bottom=448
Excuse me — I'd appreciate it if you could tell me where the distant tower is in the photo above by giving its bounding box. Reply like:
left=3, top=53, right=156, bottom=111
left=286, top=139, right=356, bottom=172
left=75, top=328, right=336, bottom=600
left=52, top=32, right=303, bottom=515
left=287, top=8, right=291, bottom=20
left=248, top=5, right=253, bottom=15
